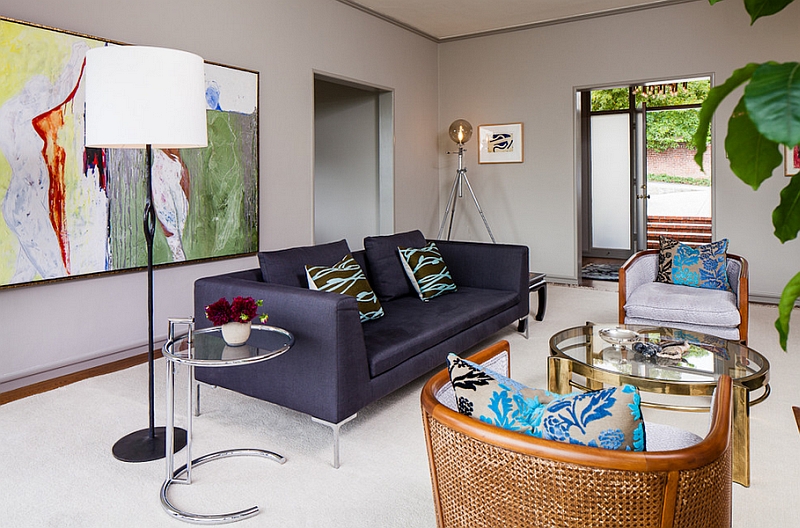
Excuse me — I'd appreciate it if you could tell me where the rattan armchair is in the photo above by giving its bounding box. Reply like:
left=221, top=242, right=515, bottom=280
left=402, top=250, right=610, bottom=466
left=421, top=340, right=733, bottom=528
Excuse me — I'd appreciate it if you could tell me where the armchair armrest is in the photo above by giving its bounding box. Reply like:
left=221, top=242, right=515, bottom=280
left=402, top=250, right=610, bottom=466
left=618, top=250, right=658, bottom=323
left=193, top=271, right=372, bottom=423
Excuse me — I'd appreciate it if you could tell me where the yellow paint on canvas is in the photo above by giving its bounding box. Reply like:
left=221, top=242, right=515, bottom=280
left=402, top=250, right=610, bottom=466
left=0, top=19, right=103, bottom=285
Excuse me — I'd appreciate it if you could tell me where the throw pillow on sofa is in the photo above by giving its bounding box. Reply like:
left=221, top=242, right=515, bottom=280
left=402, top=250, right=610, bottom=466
left=259, top=239, right=350, bottom=288
left=656, top=235, right=730, bottom=291
left=398, top=241, right=457, bottom=301
left=306, top=254, right=384, bottom=322
left=363, top=230, right=427, bottom=301
left=446, top=353, right=645, bottom=451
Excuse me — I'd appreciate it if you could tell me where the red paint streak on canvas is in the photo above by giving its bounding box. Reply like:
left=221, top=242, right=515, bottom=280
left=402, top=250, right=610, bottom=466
left=31, top=59, right=87, bottom=274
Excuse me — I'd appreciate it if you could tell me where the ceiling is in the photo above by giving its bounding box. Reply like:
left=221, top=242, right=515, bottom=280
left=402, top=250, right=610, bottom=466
left=336, top=0, right=700, bottom=42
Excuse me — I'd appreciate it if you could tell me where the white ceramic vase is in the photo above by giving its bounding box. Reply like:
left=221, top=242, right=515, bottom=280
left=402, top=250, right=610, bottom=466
left=221, top=321, right=251, bottom=346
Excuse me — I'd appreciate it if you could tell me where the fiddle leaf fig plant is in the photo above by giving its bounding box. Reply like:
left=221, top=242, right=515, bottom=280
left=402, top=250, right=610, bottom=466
left=692, top=0, right=799, bottom=350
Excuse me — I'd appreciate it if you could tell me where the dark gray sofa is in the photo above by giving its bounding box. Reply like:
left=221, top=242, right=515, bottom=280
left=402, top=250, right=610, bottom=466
left=193, top=230, right=529, bottom=466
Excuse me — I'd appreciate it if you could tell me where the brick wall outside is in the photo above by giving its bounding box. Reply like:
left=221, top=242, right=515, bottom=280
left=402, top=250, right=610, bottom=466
left=647, top=145, right=711, bottom=180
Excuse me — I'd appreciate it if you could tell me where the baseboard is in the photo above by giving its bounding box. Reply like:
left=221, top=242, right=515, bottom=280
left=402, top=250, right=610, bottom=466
left=0, top=350, right=161, bottom=406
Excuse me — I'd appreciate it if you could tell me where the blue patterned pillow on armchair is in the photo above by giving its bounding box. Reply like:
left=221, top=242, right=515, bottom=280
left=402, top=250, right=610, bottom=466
left=446, top=353, right=645, bottom=451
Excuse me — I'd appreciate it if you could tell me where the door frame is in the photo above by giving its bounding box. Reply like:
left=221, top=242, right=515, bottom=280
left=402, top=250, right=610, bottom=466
left=575, top=74, right=715, bottom=278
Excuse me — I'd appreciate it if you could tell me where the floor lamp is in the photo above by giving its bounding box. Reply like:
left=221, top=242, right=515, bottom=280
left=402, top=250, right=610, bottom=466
left=437, top=119, right=496, bottom=243
left=85, top=46, right=208, bottom=462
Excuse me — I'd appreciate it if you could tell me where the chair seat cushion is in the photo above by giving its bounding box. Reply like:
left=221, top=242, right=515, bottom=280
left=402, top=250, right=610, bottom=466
left=645, top=422, right=703, bottom=451
left=624, top=281, right=740, bottom=328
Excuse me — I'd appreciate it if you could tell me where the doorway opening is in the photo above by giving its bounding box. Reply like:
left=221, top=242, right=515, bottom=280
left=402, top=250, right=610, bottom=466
left=313, top=75, right=394, bottom=250
left=578, top=77, right=711, bottom=285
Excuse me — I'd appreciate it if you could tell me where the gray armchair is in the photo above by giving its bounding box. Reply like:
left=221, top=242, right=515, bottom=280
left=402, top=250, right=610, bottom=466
left=619, top=249, right=748, bottom=343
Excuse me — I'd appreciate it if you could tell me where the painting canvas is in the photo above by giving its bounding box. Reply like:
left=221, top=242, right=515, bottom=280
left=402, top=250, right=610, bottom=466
left=0, top=18, right=259, bottom=289
left=478, top=123, right=523, bottom=164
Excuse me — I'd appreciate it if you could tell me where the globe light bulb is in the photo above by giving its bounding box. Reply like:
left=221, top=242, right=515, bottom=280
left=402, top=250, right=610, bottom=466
left=448, top=119, right=473, bottom=145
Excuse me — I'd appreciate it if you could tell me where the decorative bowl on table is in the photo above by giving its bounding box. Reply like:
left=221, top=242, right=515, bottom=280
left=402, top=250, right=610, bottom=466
left=598, top=327, right=641, bottom=349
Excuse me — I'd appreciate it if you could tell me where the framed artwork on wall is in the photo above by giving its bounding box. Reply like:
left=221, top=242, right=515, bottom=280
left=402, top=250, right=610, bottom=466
left=785, top=145, right=800, bottom=176
left=478, top=123, right=523, bottom=164
left=0, top=17, right=259, bottom=289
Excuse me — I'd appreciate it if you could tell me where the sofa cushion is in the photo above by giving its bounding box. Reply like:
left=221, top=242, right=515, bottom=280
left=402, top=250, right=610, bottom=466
left=306, top=254, right=384, bottom=323
left=363, top=286, right=517, bottom=377
left=398, top=241, right=457, bottom=301
left=446, top=353, right=645, bottom=451
left=624, top=281, right=741, bottom=328
left=258, top=239, right=350, bottom=288
left=363, top=230, right=427, bottom=301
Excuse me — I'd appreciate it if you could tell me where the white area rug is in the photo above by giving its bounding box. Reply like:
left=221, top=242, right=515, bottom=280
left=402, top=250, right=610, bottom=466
left=1, top=285, right=798, bottom=526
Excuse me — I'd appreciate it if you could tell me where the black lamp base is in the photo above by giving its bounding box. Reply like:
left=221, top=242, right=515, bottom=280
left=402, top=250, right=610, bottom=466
left=112, top=427, right=187, bottom=463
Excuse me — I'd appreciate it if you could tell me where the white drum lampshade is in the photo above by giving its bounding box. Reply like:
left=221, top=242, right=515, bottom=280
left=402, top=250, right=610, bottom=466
left=84, top=45, right=208, bottom=149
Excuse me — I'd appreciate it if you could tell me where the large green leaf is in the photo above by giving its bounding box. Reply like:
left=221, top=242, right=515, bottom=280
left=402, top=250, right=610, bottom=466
left=693, top=63, right=759, bottom=169
left=745, top=0, right=795, bottom=23
left=776, top=271, right=800, bottom=350
left=744, top=62, right=800, bottom=146
left=773, top=173, right=800, bottom=242
left=726, top=97, right=782, bottom=189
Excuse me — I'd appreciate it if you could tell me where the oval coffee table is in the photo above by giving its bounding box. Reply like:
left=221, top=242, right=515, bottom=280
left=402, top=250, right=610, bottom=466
left=161, top=319, right=294, bottom=523
left=548, top=322, right=769, bottom=487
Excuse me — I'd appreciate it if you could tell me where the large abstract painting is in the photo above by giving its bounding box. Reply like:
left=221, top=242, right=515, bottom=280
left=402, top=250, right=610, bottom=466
left=0, top=17, right=259, bottom=289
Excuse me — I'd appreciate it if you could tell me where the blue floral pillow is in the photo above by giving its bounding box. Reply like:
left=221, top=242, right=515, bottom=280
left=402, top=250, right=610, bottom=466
left=538, top=386, right=645, bottom=451
left=659, top=236, right=731, bottom=291
left=446, top=353, right=645, bottom=451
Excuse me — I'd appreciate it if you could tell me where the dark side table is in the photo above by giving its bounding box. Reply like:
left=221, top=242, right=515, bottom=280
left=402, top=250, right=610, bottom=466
left=529, top=272, right=547, bottom=321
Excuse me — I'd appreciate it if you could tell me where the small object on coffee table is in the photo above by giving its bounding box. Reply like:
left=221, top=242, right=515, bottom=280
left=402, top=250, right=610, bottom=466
left=633, top=341, right=661, bottom=359
left=599, top=327, right=640, bottom=349
left=658, top=340, right=690, bottom=360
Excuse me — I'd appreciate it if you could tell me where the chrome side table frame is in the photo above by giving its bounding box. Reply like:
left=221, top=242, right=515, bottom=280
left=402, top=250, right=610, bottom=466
left=161, top=318, right=293, bottom=524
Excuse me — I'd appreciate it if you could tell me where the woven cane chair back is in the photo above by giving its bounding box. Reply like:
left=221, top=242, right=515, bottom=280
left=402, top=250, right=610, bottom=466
left=421, top=340, right=733, bottom=528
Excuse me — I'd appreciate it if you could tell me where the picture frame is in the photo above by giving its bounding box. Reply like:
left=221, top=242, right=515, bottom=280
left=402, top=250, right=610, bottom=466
left=0, top=16, right=259, bottom=289
left=785, top=144, right=800, bottom=176
left=478, top=123, right=523, bottom=164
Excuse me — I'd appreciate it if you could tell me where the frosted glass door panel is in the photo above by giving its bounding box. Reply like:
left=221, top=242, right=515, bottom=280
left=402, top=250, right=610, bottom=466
left=591, top=114, right=631, bottom=250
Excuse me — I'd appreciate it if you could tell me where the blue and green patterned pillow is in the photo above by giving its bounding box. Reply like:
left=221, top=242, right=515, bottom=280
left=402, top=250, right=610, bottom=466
left=398, top=242, right=457, bottom=301
left=446, top=353, right=645, bottom=451
left=306, top=254, right=384, bottom=322
left=657, top=236, right=731, bottom=291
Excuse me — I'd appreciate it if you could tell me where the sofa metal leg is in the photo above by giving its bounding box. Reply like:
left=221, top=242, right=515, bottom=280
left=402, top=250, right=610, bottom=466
left=517, top=316, right=529, bottom=339
left=311, top=414, right=357, bottom=469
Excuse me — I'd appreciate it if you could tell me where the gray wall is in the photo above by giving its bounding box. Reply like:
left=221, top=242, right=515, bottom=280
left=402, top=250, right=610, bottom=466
left=0, top=0, right=439, bottom=391
left=314, top=80, right=380, bottom=250
left=438, top=0, right=800, bottom=300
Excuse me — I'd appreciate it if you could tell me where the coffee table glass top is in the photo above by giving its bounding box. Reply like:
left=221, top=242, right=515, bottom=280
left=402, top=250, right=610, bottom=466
left=550, top=323, right=768, bottom=390
left=163, top=324, right=294, bottom=366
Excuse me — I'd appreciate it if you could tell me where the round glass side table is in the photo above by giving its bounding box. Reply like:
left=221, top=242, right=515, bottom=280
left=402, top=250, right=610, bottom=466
left=161, top=318, right=294, bottom=524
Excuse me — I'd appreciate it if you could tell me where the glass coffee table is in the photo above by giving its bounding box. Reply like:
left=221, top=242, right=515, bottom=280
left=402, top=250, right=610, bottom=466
left=548, top=322, right=770, bottom=487
left=161, top=319, right=294, bottom=524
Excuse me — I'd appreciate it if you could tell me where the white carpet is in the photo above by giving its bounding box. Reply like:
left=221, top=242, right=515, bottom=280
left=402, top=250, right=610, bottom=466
left=1, top=284, right=798, bottom=526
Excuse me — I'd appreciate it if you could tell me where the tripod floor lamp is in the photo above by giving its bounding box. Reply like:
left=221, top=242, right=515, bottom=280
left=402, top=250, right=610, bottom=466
left=437, top=119, right=496, bottom=243
left=85, top=46, right=208, bottom=462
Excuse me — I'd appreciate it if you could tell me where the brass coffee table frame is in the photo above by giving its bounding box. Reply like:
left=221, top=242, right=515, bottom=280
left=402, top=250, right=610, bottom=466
left=548, top=323, right=770, bottom=487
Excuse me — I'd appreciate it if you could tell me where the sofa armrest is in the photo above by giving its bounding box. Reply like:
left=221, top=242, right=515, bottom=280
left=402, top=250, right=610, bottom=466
left=193, top=271, right=372, bottom=423
left=433, top=240, right=528, bottom=292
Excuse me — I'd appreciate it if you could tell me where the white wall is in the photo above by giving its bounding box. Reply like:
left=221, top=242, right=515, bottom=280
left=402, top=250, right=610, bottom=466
left=0, top=0, right=439, bottom=391
left=438, top=0, right=800, bottom=300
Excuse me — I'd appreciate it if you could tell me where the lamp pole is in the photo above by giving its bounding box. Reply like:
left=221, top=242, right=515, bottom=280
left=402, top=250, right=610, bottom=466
left=438, top=119, right=496, bottom=243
